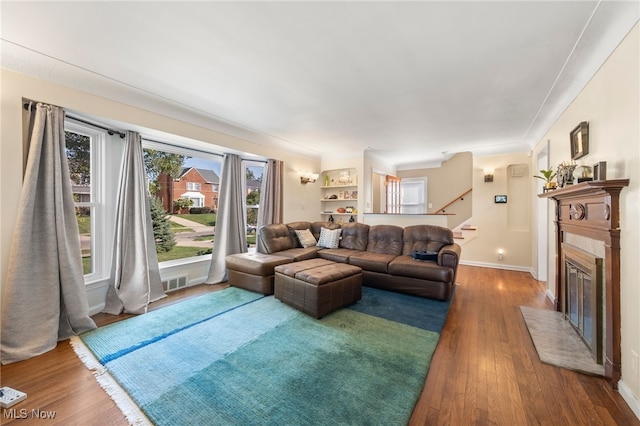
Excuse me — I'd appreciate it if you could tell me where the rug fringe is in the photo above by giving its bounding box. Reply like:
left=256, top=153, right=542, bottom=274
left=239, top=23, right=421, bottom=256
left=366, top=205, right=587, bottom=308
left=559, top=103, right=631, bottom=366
left=70, top=337, right=152, bottom=426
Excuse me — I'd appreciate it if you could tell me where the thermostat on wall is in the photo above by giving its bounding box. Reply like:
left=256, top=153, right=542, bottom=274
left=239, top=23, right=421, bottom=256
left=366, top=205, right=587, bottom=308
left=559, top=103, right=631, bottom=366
left=494, top=195, right=507, bottom=203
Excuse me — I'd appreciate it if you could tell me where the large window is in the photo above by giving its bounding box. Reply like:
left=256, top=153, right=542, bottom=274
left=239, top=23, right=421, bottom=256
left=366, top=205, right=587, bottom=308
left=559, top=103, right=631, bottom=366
left=143, top=142, right=221, bottom=262
left=65, top=121, right=105, bottom=280
left=244, top=162, right=264, bottom=245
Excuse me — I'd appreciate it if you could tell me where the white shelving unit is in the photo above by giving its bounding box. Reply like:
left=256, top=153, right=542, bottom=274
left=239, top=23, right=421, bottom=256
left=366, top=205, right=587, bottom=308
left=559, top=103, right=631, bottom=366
left=320, top=168, right=358, bottom=224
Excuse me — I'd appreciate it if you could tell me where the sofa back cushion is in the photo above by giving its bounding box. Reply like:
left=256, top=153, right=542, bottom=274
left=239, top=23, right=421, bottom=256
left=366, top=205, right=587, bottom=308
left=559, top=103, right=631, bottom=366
left=310, top=221, right=340, bottom=241
left=402, top=225, right=454, bottom=255
left=287, top=221, right=312, bottom=247
left=366, top=225, right=403, bottom=255
left=339, top=222, right=370, bottom=250
left=258, top=224, right=294, bottom=254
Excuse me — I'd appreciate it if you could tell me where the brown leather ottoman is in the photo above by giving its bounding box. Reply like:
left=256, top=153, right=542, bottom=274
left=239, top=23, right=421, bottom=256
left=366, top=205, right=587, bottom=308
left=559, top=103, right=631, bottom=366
left=225, top=252, right=293, bottom=295
left=274, top=259, right=363, bottom=319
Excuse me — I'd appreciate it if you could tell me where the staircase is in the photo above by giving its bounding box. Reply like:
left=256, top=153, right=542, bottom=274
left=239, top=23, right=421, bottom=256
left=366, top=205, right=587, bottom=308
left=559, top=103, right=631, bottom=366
left=453, top=223, right=478, bottom=247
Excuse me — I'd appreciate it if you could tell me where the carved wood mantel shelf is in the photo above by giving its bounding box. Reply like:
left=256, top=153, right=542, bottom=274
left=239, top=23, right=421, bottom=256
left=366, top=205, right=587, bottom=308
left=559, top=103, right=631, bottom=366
left=539, top=179, right=630, bottom=388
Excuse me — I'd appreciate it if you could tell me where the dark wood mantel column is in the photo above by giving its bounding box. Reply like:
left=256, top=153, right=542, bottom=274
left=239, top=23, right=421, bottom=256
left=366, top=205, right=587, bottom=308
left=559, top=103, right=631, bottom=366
left=539, top=179, right=629, bottom=388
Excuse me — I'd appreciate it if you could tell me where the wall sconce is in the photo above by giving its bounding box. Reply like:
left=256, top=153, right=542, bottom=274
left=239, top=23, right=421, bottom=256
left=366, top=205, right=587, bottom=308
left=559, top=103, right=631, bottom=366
left=484, top=168, right=494, bottom=183
left=300, top=172, right=319, bottom=184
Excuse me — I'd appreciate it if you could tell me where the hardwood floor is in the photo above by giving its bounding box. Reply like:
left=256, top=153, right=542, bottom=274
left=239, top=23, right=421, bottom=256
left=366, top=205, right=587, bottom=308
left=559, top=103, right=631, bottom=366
left=1, top=266, right=638, bottom=425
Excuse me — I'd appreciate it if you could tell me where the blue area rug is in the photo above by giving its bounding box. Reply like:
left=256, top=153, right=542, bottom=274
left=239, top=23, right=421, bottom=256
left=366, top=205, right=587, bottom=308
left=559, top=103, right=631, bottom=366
left=72, top=286, right=452, bottom=426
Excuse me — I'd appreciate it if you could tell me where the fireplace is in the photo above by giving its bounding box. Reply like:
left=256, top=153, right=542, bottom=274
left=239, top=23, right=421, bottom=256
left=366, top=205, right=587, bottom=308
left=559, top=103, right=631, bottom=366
left=561, top=243, right=603, bottom=364
left=540, top=179, right=629, bottom=388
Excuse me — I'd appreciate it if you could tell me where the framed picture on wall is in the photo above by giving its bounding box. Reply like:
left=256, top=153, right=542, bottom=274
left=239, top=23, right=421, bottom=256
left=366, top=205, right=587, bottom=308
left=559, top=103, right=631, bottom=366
left=570, top=121, right=589, bottom=160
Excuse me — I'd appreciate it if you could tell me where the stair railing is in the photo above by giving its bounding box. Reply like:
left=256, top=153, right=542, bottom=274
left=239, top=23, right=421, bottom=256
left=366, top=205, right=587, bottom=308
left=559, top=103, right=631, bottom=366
left=434, top=188, right=472, bottom=214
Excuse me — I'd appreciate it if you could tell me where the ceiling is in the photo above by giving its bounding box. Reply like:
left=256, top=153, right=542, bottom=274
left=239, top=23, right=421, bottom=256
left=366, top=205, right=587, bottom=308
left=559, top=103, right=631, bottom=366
left=1, top=1, right=638, bottom=169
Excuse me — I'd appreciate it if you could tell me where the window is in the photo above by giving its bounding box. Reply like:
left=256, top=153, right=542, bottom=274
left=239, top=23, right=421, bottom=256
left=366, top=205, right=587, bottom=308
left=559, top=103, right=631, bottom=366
left=244, top=162, right=264, bottom=247
left=400, top=178, right=427, bottom=213
left=186, top=182, right=201, bottom=191
left=385, top=175, right=401, bottom=213
left=142, top=141, right=221, bottom=262
left=65, top=121, right=105, bottom=281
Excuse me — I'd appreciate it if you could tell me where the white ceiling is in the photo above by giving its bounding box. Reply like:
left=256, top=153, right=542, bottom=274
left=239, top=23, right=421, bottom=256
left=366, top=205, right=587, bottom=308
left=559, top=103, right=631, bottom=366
left=1, top=1, right=638, bottom=168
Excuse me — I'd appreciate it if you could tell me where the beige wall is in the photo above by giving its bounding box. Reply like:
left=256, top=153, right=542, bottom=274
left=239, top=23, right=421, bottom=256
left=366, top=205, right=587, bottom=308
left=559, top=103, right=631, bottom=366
left=462, top=152, right=533, bottom=270
left=532, top=24, right=640, bottom=405
left=399, top=152, right=473, bottom=229
left=0, top=69, right=321, bottom=293
left=399, top=152, right=472, bottom=214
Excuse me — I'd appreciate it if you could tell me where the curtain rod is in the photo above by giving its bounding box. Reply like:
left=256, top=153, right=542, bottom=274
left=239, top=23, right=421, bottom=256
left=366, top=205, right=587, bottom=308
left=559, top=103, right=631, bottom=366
left=23, top=102, right=126, bottom=138
left=23, top=101, right=267, bottom=163
left=68, top=115, right=126, bottom=139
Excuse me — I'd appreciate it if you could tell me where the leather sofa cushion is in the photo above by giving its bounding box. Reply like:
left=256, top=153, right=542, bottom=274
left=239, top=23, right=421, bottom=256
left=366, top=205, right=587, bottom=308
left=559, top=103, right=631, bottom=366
left=402, top=225, right=454, bottom=256
left=275, top=258, right=335, bottom=277
left=226, top=252, right=293, bottom=275
left=388, top=255, right=454, bottom=282
left=259, top=224, right=294, bottom=254
left=318, top=248, right=361, bottom=263
left=295, top=263, right=362, bottom=286
left=270, top=247, right=319, bottom=262
left=339, top=222, right=369, bottom=251
left=366, top=225, right=403, bottom=255
left=348, top=251, right=397, bottom=273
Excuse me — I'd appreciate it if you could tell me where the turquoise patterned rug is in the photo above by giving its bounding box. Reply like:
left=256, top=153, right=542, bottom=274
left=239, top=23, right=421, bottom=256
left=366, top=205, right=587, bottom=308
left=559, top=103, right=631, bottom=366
left=72, top=287, right=451, bottom=425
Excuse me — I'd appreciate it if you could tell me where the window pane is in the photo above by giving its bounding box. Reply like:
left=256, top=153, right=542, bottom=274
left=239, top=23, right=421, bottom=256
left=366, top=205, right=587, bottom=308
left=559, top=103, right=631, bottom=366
left=66, top=129, right=93, bottom=276
left=246, top=165, right=263, bottom=248
left=76, top=206, right=92, bottom=275
left=66, top=131, right=91, bottom=199
left=144, top=148, right=220, bottom=261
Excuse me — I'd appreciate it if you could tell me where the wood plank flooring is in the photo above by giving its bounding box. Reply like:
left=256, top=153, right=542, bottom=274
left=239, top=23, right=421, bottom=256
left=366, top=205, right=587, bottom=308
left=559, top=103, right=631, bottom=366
left=1, top=265, right=638, bottom=425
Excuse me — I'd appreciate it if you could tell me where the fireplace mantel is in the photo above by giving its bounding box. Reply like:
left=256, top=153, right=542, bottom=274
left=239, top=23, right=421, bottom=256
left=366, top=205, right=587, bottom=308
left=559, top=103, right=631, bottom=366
left=539, top=179, right=629, bottom=387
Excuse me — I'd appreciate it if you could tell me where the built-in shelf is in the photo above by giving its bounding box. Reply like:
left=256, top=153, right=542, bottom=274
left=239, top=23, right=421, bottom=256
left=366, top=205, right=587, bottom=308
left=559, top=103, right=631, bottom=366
left=321, top=168, right=358, bottom=221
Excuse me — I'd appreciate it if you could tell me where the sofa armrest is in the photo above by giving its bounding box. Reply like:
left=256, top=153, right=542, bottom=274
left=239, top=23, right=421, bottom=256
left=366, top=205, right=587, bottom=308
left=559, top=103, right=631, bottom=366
left=438, top=243, right=461, bottom=270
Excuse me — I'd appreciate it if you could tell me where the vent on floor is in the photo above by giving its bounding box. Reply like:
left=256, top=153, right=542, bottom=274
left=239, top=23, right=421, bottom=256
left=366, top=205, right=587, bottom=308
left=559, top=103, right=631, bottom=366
left=162, top=275, right=188, bottom=292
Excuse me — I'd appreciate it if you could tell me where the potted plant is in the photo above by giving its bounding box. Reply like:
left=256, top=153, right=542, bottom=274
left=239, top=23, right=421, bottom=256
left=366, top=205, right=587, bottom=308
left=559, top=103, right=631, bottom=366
left=534, top=169, right=558, bottom=190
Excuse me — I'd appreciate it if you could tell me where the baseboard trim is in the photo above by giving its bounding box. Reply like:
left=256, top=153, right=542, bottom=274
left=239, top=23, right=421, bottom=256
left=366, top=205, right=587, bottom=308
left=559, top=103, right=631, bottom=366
left=546, top=289, right=556, bottom=304
left=618, top=380, right=640, bottom=420
left=459, top=260, right=532, bottom=273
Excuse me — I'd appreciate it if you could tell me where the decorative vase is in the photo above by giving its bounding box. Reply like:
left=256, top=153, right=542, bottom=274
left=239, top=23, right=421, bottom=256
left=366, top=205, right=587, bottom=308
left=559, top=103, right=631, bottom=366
left=324, top=174, right=330, bottom=187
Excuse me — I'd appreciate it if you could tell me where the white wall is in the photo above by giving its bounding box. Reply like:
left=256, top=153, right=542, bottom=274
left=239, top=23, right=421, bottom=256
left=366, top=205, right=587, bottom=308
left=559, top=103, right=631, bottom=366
left=531, top=23, right=640, bottom=413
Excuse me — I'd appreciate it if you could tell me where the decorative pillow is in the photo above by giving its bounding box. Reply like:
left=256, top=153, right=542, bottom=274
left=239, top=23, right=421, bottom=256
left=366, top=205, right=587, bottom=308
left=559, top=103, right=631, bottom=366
left=316, top=227, right=342, bottom=249
left=295, top=229, right=317, bottom=248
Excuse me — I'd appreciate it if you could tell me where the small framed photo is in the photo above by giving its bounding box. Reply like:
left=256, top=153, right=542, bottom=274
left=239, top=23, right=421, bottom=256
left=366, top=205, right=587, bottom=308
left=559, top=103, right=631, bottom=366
left=570, top=121, right=589, bottom=160
left=593, top=161, right=607, bottom=181
left=494, top=195, right=507, bottom=204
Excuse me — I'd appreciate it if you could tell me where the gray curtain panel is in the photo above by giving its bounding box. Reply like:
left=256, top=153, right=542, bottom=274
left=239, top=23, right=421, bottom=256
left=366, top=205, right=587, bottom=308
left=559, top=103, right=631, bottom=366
left=1, top=103, right=96, bottom=364
left=206, top=154, right=247, bottom=284
left=103, top=131, right=165, bottom=315
left=257, top=159, right=283, bottom=253
left=257, top=159, right=283, bottom=229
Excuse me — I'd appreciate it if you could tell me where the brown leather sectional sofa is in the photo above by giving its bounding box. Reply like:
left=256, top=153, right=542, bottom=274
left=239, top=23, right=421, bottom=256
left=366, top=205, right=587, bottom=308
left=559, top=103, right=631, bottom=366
left=256, top=221, right=461, bottom=301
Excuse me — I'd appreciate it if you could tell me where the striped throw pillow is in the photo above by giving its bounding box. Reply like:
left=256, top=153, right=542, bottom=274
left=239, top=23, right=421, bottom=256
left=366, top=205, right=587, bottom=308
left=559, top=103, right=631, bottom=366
left=316, top=227, right=342, bottom=249
left=295, top=229, right=317, bottom=248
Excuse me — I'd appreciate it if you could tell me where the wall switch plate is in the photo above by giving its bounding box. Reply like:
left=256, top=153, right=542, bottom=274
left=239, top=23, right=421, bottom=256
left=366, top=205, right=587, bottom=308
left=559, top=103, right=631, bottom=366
left=0, top=386, right=27, bottom=408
